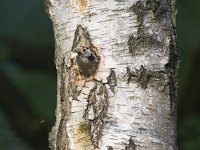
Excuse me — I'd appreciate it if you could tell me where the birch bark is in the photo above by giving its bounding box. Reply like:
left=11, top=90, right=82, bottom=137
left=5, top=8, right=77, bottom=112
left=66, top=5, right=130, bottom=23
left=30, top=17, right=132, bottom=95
left=45, top=0, right=178, bottom=149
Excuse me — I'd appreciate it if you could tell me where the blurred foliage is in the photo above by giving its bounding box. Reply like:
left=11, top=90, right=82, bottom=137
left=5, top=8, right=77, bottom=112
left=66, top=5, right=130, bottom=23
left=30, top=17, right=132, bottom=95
left=0, top=0, right=55, bottom=149
left=177, top=0, right=200, bottom=149
left=177, top=0, right=200, bottom=90
left=0, top=0, right=200, bottom=149
left=178, top=116, right=200, bottom=150
left=0, top=0, right=53, bottom=46
left=0, top=110, right=33, bottom=150
left=2, top=63, right=56, bottom=129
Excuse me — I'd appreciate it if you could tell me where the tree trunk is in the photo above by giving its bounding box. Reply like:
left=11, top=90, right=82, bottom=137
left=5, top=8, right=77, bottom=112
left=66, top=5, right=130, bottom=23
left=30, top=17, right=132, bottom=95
left=45, top=0, right=178, bottom=149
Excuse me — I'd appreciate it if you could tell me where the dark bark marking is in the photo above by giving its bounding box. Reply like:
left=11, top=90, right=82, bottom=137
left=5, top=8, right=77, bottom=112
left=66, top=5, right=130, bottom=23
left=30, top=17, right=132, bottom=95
left=91, top=83, right=109, bottom=148
left=130, top=1, right=145, bottom=24
left=129, top=0, right=178, bottom=110
left=83, top=82, right=109, bottom=148
left=83, top=85, right=97, bottom=120
left=107, top=146, right=113, bottom=150
left=130, top=0, right=171, bottom=24
left=127, top=66, right=169, bottom=90
left=125, top=138, right=137, bottom=150
left=138, top=66, right=149, bottom=89
left=127, top=66, right=150, bottom=89
left=166, top=32, right=179, bottom=118
left=128, top=0, right=171, bottom=55
left=148, top=71, right=169, bottom=92
left=163, top=0, right=179, bottom=122
left=127, top=67, right=132, bottom=84
left=146, top=0, right=171, bottom=22
left=72, top=25, right=91, bottom=50
left=107, top=69, right=117, bottom=93
left=127, top=34, right=162, bottom=55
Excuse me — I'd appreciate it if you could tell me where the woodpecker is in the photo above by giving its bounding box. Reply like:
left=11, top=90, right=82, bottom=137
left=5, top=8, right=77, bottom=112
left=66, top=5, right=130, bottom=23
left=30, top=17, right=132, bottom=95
left=73, top=46, right=99, bottom=77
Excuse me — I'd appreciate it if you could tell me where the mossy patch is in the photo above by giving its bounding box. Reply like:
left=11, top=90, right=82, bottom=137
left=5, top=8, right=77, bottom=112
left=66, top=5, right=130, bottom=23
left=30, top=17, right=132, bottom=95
left=78, top=121, right=90, bottom=134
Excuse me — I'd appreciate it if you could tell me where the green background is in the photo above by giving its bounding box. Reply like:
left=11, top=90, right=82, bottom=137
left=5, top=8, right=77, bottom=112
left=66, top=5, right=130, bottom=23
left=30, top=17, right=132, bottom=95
left=0, top=0, right=199, bottom=149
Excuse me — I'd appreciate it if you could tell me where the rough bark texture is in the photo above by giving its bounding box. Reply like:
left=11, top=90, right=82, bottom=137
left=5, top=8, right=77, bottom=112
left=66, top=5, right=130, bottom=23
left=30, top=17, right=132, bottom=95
left=45, top=0, right=178, bottom=149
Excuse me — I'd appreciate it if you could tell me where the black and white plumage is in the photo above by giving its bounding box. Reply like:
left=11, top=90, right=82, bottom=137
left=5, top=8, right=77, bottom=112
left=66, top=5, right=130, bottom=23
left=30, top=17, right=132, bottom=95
left=73, top=46, right=99, bottom=77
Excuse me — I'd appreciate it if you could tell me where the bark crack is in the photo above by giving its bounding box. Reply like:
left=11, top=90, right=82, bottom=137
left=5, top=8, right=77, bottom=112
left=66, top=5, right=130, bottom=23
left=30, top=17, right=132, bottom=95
left=83, top=81, right=109, bottom=148
left=107, top=69, right=117, bottom=93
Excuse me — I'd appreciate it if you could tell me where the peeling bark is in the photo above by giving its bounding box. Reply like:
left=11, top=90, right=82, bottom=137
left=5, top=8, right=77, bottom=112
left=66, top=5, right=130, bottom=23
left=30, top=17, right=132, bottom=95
left=46, top=0, right=178, bottom=149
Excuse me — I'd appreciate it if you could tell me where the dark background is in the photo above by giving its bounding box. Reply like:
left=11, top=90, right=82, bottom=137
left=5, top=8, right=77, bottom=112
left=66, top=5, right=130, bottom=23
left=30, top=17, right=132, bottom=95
left=0, top=0, right=199, bottom=149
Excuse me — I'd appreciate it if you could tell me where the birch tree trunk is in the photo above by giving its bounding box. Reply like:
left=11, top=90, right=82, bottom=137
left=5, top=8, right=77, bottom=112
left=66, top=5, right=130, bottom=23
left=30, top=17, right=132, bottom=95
left=45, top=0, right=178, bottom=149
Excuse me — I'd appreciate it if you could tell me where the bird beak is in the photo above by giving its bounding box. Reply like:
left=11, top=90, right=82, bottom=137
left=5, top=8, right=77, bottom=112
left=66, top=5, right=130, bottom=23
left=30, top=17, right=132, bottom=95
left=71, top=52, right=78, bottom=60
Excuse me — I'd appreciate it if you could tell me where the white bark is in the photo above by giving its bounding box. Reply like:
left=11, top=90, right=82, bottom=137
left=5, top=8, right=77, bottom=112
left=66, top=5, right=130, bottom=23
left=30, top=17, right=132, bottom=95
left=46, top=0, right=178, bottom=150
